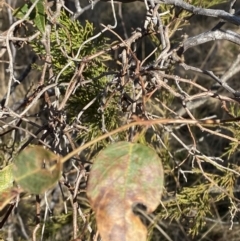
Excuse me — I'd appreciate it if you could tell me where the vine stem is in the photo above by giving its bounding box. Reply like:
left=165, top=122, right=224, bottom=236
left=60, top=118, right=199, bottom=164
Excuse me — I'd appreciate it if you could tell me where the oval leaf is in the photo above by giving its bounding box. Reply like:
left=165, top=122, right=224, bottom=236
left=13, top=146, right=62, bottom=194
left=33, top=0, right=45, bottom=33
left=87, top=141, right=164, bottom=241
left=0, top=164, right=14, bottom=193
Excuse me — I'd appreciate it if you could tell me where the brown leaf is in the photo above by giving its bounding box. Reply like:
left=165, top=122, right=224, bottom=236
left=0, top=187, right=20, bottom=211
left=87, top=142, right=164, bottom=241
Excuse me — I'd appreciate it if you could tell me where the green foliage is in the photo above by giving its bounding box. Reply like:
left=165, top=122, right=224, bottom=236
left=155, top=167, right=238, bottom=237
left=221, top=103, right=240, bottom=158
left=153, top=0, right=228, bottom=49
left=13, top=0, right=46, bottom=33
left=159, top=0, right=227, bottom=23
left=32, top=11, right=107, bottom=82
left=1, top=0, right=237, bottom=240
left=41, top=213, right=73, bottom=240
left=31, top=11, right=123, bottom=150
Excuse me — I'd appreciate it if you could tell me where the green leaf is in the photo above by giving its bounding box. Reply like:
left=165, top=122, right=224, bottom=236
left=13, top=1, right=36, bottom=20
left=13, top=0, right=46, bottom=33
left=32, top=0, right=45, bottom=33
left=13, top=146, right=62, bottom=194
left=87, top=141, right=164, bottom=241
left=0, top=164, right=14, bottom=193
left=0, top=165, right=20, bottom=211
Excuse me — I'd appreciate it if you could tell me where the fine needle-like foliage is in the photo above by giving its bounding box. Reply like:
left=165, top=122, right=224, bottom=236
left=1, top=0, right=240, bottom=240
